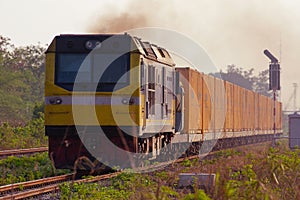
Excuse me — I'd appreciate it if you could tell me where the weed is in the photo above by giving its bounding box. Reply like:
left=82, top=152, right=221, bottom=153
left=0, top=153, right=69, bottom=185
left=182, top=159, right=192, bottom=167
left=183, top=189, right=211, bottom=200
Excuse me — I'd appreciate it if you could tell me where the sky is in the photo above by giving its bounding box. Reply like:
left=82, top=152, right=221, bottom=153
left=1, top=0, right=300, bottom=109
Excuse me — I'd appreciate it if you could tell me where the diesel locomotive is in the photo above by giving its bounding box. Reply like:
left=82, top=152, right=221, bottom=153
left=45, top=33, right=282, bottom=172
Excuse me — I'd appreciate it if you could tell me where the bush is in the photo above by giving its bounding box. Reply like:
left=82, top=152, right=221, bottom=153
left=0, top=115, right=46, bottom=150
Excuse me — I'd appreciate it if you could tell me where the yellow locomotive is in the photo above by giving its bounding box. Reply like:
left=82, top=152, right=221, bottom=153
left=45, top=34, right=180, bottom=171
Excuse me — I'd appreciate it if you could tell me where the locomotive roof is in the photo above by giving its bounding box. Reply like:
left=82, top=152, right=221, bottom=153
left=46, top=33, right=175, bottom=67
left=131, top=36, right=175, bottom=67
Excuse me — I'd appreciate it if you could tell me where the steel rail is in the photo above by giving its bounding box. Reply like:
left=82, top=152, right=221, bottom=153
left=0, top=174, right=73, bottom=197
left=0, top=147, right=48, bottom=158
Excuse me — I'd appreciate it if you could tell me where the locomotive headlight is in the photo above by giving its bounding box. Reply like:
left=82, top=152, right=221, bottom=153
left=95, top=41, right=101, bottom=48
left=85, top=41, right=93, bottom=49
left=122, top=98, right=129, bottom=104
left=85, top=40, right=101, bottom=50
left=49, top=97, right=62, bottom=105
left=55, top=98, right=62, bottom=104
left=49, top=98, right=55, bottom=104
left=122, top=98, right=134, bottom=105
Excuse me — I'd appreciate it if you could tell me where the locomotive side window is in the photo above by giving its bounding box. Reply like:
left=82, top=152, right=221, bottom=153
left=148, top=65, right=155, bottom=90
left=157, top=48, right=166, bottom=58
left=148, top=65, right=155, bottom=115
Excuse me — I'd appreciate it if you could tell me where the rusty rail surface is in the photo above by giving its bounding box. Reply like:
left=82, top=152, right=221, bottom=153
left=0, top=147, right=48, bottom=158
left=0, top=174, right=73, bottom=198
left=0, top=172, right=121, bottom=199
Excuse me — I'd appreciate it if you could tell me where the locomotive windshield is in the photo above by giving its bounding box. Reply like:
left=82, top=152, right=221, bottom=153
left=55, top=53, right=130, bottom=91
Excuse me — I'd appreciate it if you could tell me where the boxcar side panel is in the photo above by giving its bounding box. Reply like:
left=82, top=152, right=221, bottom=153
left=225, top=81, right=234, bottom=131
left=215, top=77, right=226, bottom=132
left=203, top=74, right=213, bottom=132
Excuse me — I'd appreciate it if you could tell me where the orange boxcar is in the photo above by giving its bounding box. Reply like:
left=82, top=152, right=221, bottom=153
left=175, top=67, right=282, bottom=135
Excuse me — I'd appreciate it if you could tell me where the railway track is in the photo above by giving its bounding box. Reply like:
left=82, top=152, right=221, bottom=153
left=0, top=172, right=121, bottom=199
left=0, top=147, right=48, bottom=158
left=0, top=174, right=73, bottom=199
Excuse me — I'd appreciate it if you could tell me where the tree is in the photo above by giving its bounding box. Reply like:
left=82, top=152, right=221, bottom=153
left=218, top=64, right=253, bottom=90
left=212, top=64, right=271, bottom=97
left=253, top=69, right=270, bottom=97
left=0, top=35, right=46, bottom=124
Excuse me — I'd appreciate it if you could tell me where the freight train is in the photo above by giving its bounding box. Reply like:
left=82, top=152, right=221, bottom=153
left=45, top=33, right=282, bottom=172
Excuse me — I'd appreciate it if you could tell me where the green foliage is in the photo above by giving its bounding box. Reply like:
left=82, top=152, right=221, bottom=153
left=59, top=182, right=128, bottom=200
left=155, top=171, right=169, bottom=179
left=215, top=149, right=241, bottom=158
left=60, top=173, right=149, bottom=200
left=60, top=171, right=211, bottom=200
left=0, top=115, right=47, bottom=150
left=158, top=185, right=180, bottom=199
left=258, top=146, right=300, bottom=199
left=0, top=152, right=68, bottom=185
left=225, top=164, right=267, bottom=199
left=0, top=35, right=45, bottom=123
left=181, top=159, right=192, bottom=167
left=183, top=189, right=211, bottom=200
left=32, top=102, right=44, bottom=120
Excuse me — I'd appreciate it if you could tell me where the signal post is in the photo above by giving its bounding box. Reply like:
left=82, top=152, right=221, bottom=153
left=264, top=49, right=280, bottom=147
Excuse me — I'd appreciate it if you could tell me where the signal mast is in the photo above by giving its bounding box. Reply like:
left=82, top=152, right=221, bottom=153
left=263, top=49, right=280, bottom=146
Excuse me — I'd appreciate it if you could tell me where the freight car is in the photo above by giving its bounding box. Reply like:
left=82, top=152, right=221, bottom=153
left=45, top=33, right=282, bottom=172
